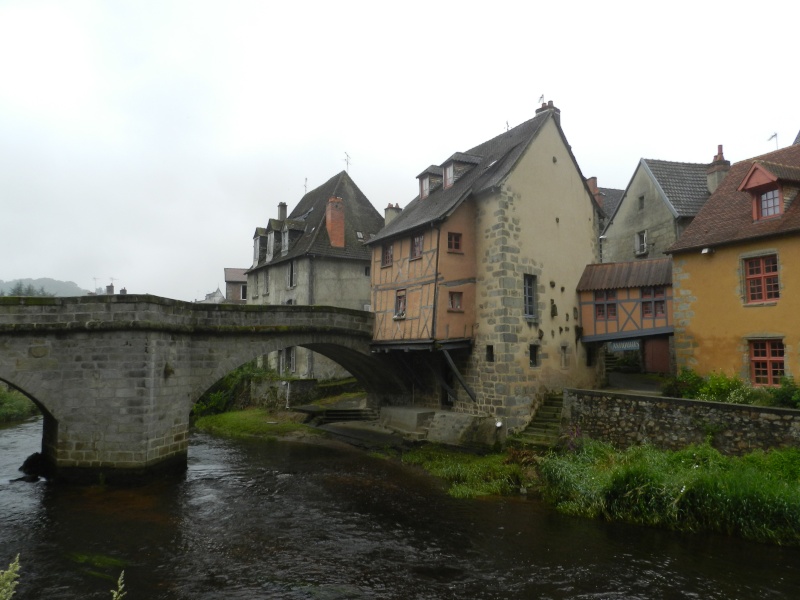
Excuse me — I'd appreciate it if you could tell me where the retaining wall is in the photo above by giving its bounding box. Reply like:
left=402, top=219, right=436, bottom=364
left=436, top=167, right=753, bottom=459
left=563, top=389, right=800, bottom=455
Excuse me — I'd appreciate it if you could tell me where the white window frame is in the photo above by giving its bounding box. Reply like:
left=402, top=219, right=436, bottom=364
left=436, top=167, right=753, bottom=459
left=635, top=230, right=648, bottom=255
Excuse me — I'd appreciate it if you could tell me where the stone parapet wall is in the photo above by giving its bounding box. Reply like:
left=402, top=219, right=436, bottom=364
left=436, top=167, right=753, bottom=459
left=563, top=389, right=800, bottom=455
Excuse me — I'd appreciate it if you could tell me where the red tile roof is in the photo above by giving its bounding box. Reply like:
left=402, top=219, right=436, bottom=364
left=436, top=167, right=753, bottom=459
left=667, top=144, right=800, bottom=253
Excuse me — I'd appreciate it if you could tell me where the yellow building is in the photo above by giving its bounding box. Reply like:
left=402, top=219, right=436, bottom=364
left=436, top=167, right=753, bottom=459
left=667, top=143, right=800, bottom=385
left=367, top=102, right=603, bottom=431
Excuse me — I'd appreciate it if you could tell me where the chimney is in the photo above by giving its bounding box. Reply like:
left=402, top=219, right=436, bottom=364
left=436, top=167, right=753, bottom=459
left=707, top=144, right=731, bottom=194
left=278, top=202, right=287, bottom=221
left=326, top=196, right=345, bottom=248
left=120, top=287, right=128, bottom=295
left=535, top=99, right=561, bottom=124
left=106, top=284, right=114, bottom=295
left=586, top=176, right=603, bottom=210
left=384, top=203, right=401, bottom=226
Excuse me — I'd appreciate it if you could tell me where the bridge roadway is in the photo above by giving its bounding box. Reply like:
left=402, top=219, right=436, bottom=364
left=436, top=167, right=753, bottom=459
left=0, top=295, right=408, bottom=483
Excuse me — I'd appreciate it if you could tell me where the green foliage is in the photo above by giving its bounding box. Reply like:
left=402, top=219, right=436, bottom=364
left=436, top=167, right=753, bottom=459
left=4, top=282, right=54, bottom=297
left=537, top=440, right=800, bottom=545
left=110, top=571, right=126, bottom=600
left=402, top=445, right=524, bottom=498
left=194, top=408, right=315, bottom=439
left=193, top=362, right=279, bottom=417
left=767, top=377, right=800, bottom=409
left=0, top=387, right=39, bottom=423
left=0, top=555, right=20, bottom=600
left=661, top=368, right=704, bottom=398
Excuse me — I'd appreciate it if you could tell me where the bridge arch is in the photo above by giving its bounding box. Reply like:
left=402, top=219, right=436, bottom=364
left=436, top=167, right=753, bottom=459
left=0, top=295, right=408, bottom=483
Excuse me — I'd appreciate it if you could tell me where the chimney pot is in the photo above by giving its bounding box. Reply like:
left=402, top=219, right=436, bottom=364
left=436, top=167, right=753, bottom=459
left=707, top=144, right=731, bottom=194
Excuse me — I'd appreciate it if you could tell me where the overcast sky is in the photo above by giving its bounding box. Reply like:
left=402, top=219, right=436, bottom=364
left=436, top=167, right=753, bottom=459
left=1, top=1, right=796, bottom=301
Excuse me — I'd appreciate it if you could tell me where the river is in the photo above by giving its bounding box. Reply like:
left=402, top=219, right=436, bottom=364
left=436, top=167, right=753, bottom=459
left=1, top=418, right=799, bottom=599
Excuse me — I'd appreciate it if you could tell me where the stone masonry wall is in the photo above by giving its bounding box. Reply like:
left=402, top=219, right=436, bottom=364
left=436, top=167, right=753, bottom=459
left=564, top=389, right=800, bottom=455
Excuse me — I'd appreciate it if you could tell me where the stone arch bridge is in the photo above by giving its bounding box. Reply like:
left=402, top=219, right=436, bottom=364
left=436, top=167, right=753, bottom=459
left=0, top=295, right=410, bottom=483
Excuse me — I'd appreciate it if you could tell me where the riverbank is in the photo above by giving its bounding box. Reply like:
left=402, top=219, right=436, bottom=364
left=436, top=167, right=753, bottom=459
left=196, top=407, right=800, bottom=547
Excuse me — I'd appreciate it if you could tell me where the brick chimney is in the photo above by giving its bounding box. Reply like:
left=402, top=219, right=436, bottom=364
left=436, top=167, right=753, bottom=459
left=326, top=196, right=345, bottom=248
left=278, top=202, right=287, bottom=221
left=384, top=203, right=401, bottom=226
left=535, top=99, right=561, bottom=125
left=586, top=176, right=603, bottom=210
left=106, top=284, right=114, bottom=295
left=707, top=145, right=731, bottom=194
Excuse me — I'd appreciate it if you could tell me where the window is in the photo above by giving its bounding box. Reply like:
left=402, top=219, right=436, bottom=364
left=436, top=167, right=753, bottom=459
left=638, top=195, right=645, bottom=211
left=641, top=286, right=666, bottom=318
left=595, top=290, right=617, bottom=320
left=281, top=347, right=296, bottom=374
left=745, top=255, right=779, bottom=303
left=288, top=260, right=296, bottom=288
left=529, top=344, right=539, bottom=367
left=524, top=274, right=537, bottom=318
left=750, top=340, right=784, bottom=386
left=381, top=243, right=393, bottom=267
left=758, top=189, right=781, bottom=219
left=448, top=291, right=463, bottom=311
left=635, top=231, right=648, bottom=255
left=242, top=284, right=248, bottom=300
left=420, top=176, right=430, bottom=199
left=394, top=290, right=406, bottom=318
left=447, top=232, right=462, bottom=251
left=253, top=238, right=260, bottom=263
left=364, top=265, right=371, bottom=277
left=444, top=164, right=454, bottom=188
left=263, top=270, right=269, bottom=295
left=411, top=233, right=424, bottom=259
left=266, top=232, right=274, bottom=261
left=282, top=229, right=289, bottom=254
left=486, top=345, right=494, bottom=362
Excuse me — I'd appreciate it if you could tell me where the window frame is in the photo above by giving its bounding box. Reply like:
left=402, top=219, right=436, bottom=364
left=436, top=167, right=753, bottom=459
left=420, top=176, right=430, bottom=199
left=754, top=187, right=783, bottom=220
left=641, top=286, right=666, bottom=318
left=448, top=291, right=463, bottom=311
left=394, top=289, right=406, bottom=319
left=744, top=254, right=779, bottom=304
left=750, top=339, right=784, bottom=386
left=447, top=232, right=462, bottom=252
left=523, top=274, right=537, bottom=319
left=381, top=243, right=393, bottom=267
left=288, top=260, right=296, bottom=288
left=410, top=233, right=424, bottom=259
left=444, top=163, right=454, bottom=188
left=594, top=289, right=617, bottom=321
left=635, top=230, right=648, bottom=255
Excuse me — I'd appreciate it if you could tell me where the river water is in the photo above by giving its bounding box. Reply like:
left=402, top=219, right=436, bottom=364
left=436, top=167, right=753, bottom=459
left=1, top=418, right=799, bottom=599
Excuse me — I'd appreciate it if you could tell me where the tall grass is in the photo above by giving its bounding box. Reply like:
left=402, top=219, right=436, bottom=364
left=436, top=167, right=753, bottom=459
left=538, top=440, right=800, bottom=545
left=0, top=387, right=38, bottom=423
left=194, top=408, right=314, bottom=440
left=401, top=444, right=524, bottom=499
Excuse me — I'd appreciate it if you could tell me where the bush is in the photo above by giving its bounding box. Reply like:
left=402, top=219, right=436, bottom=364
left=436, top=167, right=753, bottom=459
left=661, top=368, right=704, bottom=398
left=697, top=372, right=751, bottom=404
left=193, top=362, right=279, bottom=417
left=0, top=555, right=20, bottom=600
left=0, top=387, right=39, bottom=423
left=767, top=377, right=800, bottom=409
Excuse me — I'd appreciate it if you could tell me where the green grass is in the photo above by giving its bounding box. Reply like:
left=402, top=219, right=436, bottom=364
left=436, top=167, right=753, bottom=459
left=193, top=408, right=318, bottom=440
left=0, top=387, right=39, bottom=423
left=401, top=444, right=525, bottom=499
left=538, top=439, right=800, bottom=545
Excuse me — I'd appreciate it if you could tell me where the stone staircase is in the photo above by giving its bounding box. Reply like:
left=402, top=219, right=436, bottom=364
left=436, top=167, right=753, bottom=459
left=295, top=406, right=378, bottom=425
left=515, top=394, right=564, bottom=448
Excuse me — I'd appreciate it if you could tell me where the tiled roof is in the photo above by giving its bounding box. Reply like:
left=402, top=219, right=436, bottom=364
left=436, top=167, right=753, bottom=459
left=368, top=106, right=591, bottom=245
left=667, top=144, right=800, bottom=253
left=259, top=171, right=384, bottom=265
left=598, top=187, right=624, bottom=219
left=224, top=268, right=247, bottom=283
left=641, top=159, right=710, bottom=217
left=577, top=257, right=672, bottom=291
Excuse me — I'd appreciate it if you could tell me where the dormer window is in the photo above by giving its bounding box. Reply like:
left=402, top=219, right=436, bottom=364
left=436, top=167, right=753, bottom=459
left=444, top=164, right=454, bottom=188
left=757, top=188, right=782, bottom=219
left=282, top=229, right=289, bottom=255
left=420, top=176, right=430, bottom=199
left=266, top=231, right=274, bottom=261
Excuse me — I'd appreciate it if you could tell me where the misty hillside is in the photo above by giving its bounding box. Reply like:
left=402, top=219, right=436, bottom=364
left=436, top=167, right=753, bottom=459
left=0, top=278, right=91, bottom=297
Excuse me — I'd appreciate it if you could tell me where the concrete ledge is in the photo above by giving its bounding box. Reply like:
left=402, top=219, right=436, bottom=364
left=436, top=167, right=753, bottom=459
left=380, top=407, right=503, bottom=447
left=380, top=407, right=435, bottom=435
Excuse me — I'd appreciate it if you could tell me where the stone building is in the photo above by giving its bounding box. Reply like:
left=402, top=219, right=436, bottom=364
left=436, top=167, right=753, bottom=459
left=246, top=170, right=384, bottom=379
left=367, top=101, right=603, bottom=432
left=667, top=141, right=800, bottom=386
left=224, top=268, right=247, bottom=304
left=601, top=148, right=729, bottom=262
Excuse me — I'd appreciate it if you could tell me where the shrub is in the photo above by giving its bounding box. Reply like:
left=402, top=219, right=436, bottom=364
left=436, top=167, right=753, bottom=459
left=767, top=377, right=800, bottom=409
left=0, top=555, right=20, bottom=600
left=697, top=372, right=750, bottom=404
left=0, top=387, right=39, bottom=423
left=661, top=368, right=704, bottom=399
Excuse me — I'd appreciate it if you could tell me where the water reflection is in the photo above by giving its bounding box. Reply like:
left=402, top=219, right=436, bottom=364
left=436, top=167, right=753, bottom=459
left=1, top=419, right=799, bottom=599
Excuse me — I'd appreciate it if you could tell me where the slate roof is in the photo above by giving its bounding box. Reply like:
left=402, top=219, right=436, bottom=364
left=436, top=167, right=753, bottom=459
left=224, top=268, right=247, bottom=283
left=367, top=105, right=593, bottom=245
left=640, top=159, right=710, bottom=218
left=253, top=171, right=384, bottom=267
left=577, top=257, right=672, bottom=291
left=667, top=144, right=800, bottom=253
left=598, top=187, right=624, bottom=219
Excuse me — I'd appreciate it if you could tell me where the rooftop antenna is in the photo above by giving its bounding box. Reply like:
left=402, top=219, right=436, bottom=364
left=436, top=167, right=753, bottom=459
left=538, top=94, right=544, bottom=104
left=768, top=132, right=778, bottom=149
left=506, top=121, right=510, bottom=131
left=304, top=177, right=307, bottom=194
left=344, top=152, right=352, bottom=172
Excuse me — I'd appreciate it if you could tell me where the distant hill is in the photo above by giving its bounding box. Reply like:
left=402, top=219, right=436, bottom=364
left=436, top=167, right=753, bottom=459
left=0, top=278, right=91, bottom=297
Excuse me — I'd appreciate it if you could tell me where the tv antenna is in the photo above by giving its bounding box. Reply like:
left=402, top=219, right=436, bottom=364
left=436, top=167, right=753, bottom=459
left=538, top=94, right=544, bottom=104
left=304, top=177, right=307, bottom=194
left=768, top=132, right=778, bottom=149
left=344, top=152, right=352, bottom=172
